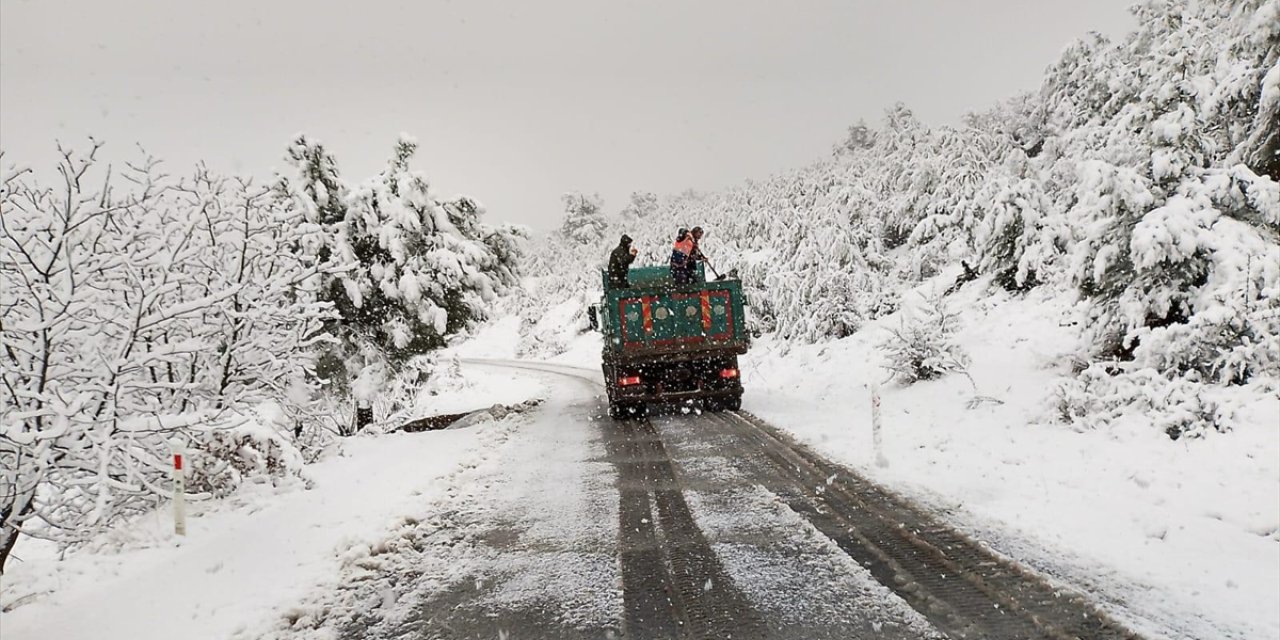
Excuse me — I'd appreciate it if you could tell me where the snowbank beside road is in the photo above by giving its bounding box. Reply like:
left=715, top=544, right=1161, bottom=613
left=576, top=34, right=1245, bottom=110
left=0, top=432, right=489, bottom=640
left=261, top=360, right=621, bottom=639
left=739, top=288, right=1280, bottom=640
left=0, top=367, right=547, bottom=640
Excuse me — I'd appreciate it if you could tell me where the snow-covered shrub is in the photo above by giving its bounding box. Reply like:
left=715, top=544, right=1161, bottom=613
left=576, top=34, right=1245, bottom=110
left=1054, top=366, right=1230, bottom=440
left=1131, top=302, right=1280, bottom=385
left=0, top=143, right=342, bottom=570
left=186, top=414, right=307, bottom=498
left=510, top=293, right=592, bottom=359
left=974, top=173, right=1068, bottom=291
left=860, top=284, right=901, bottom=320
left=879, top=292, right=970, bottom=384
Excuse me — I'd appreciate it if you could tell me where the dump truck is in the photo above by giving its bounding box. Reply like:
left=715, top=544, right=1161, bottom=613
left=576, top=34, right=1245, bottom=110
left=590, top=263, right=750, bottom=419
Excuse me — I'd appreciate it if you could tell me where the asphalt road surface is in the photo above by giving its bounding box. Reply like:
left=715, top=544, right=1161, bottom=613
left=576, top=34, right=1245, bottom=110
left=333, top=360, right=1139, bottom=640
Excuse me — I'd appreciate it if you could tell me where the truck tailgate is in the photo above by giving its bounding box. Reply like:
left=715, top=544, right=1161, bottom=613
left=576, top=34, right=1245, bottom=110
left=615, top=287, right=738, bottom=351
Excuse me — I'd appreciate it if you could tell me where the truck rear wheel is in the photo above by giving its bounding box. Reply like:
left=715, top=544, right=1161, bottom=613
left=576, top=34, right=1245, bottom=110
left=609, top=401, right=647, bottom=420
left=723, top=395, right=742, bottom=411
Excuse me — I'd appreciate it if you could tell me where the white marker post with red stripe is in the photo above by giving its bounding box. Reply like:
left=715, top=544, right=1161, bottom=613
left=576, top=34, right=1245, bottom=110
left=172, top=442, right=187, bottom=536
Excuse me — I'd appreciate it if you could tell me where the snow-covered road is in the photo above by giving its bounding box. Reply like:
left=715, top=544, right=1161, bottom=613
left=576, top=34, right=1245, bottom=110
left=6, top=356, right=1263, bottom=639
left=263, top=360, right=1135, bottom=640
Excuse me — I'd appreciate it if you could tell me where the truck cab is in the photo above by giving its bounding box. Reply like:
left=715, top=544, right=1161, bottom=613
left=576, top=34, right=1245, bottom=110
left=592, top=263, right=750, bottom=418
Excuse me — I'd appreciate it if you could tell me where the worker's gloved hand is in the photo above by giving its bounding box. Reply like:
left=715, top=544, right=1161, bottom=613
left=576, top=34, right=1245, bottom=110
left=629, top=247, right=638, bottom=256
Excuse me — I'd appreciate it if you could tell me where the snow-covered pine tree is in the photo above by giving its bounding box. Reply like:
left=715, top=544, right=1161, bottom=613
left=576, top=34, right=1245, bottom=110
left=284, top=134, right=349, bottom=225
left=282, top=135, right=522, bottom=399
left=1061, top=0, right=1280, bottom=381
left=560, top=192, right=609, bottom=245
left=619, top=191, right=659, bottom=223
left=834, top=119, right=877, bottom=155
left=974, top=171, right=1066, bottom=291
left=910, top=115, right=1013, bottom=281
left=1208, top=0, right=1279, bottom=181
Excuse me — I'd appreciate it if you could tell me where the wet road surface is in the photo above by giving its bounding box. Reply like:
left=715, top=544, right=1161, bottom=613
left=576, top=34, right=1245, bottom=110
left=331, top=361, right=1139, bottom=640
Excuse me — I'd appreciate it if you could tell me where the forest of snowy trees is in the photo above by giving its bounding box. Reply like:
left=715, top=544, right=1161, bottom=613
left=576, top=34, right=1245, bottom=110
left=0, top=137, right=521, bottom=571
left=1, top=0, right=1275, bottom=579
left=514, top=0, right=1279, bottom=436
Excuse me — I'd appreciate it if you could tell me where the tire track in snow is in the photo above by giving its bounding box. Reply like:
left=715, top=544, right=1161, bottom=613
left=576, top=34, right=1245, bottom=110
left=462, top=358, right=1144, bottom=639
left=604, top=417, right=767, bottom=639
left=710, top=410, right=1142, bottom=640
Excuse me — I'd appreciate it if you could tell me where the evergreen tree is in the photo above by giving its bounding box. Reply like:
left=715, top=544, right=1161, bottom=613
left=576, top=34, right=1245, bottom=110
left=835, top=120, right=877, bottom=155
left=559, top=192, right=608, bottom=245
left=282, top=136, right=522, bottom=393
left=620, top=191, right=659, bottom=223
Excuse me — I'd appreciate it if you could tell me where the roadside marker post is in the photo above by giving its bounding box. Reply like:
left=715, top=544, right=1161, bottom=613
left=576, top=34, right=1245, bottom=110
left=172, top=442, right=187, bottom=536
left=871, top=384, right=888, bottom=468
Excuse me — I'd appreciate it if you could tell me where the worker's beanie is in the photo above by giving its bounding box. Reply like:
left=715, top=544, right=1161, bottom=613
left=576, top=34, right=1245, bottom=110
left=621, top=234, right=632, bottom=245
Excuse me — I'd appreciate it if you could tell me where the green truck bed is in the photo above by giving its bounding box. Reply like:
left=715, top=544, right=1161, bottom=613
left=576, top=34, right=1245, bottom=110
left=598, top=264, right=750, bottom=362
left=593, top=263, right=750, bottom=418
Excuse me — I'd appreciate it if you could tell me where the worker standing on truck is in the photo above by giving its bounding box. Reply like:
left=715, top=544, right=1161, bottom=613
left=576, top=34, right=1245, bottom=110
left=608, top=234, right=638, bottom=288
left=670, top=228, right=694, bottom=285
left=688, top=226, right=707, bottom=273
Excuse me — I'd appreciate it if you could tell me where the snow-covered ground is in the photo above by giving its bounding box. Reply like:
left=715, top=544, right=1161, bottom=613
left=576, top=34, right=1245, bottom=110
left=0, top=365, right=548, bottom=640
left=265, top=361, right=622, bottom=639
left=500, top=283, right=1280, bottom=640
left=4, top=283, right=1275, bottom=640
left=737, top=292, right=1279, bottom=640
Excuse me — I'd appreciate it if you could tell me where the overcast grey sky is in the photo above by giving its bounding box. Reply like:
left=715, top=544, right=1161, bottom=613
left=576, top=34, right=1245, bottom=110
left=0, top=0, right=1135, bottom=229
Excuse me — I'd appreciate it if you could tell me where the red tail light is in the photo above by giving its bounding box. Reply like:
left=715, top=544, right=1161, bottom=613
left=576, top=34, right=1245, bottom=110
left=720, top=368, right=739, bottom=379
left=618, top=376, right=642, bottom=387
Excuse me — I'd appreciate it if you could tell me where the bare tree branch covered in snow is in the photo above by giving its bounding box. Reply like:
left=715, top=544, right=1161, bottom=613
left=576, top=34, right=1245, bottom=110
left=0, top=143, right=344, bottom=572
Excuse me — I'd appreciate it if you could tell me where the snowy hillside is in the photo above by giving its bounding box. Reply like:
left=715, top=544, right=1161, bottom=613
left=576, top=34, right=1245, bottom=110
left=510, top=0, right=1279, bottom=437
left=467, top=270, right=1280, bottom=638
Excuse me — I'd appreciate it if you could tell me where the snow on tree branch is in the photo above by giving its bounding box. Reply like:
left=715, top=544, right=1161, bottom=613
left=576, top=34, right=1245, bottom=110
left=0, top=142, right=347, bottom=572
